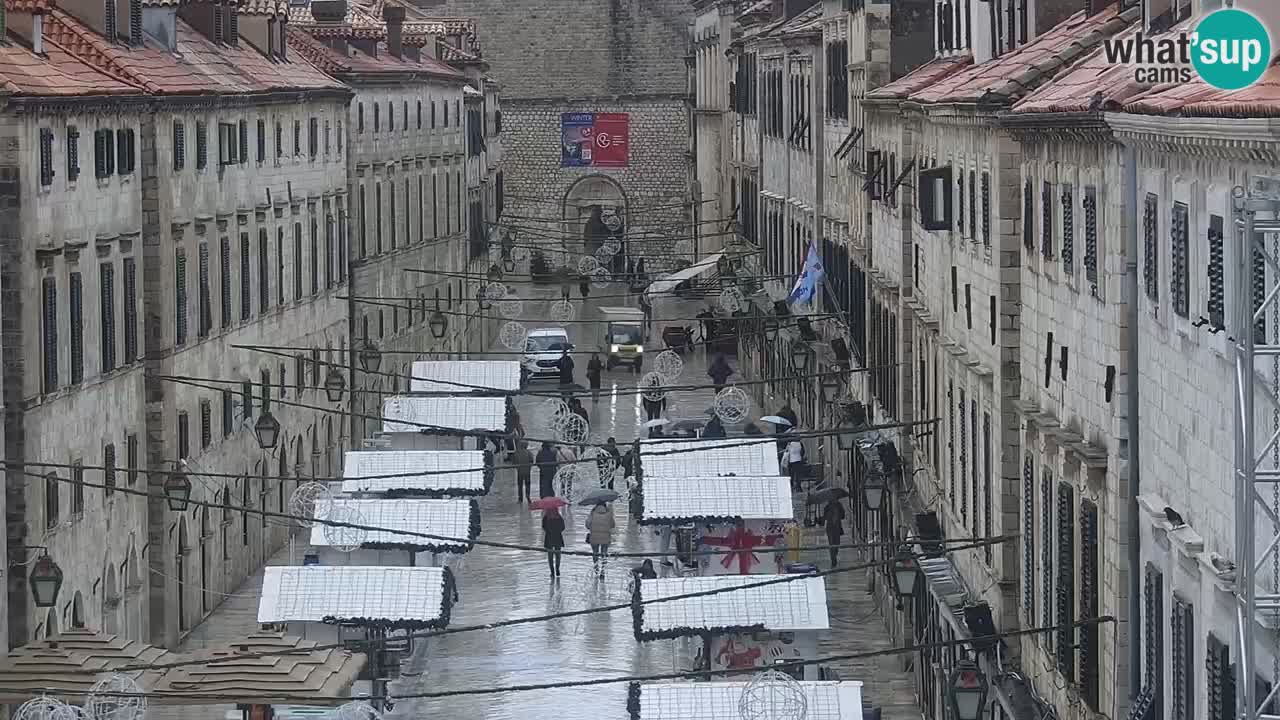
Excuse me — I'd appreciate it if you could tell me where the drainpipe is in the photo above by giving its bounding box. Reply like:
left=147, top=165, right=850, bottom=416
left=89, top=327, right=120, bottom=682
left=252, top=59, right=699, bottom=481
left=1123, top=141, right=1142, bottom=707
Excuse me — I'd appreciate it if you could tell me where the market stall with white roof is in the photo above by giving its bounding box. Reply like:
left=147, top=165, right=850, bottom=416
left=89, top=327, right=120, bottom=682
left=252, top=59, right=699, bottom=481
left=310, top=498, right=479, bottom=566
left=340, top=450, right=492, bottom=497
left=626, top=681, right=866, bottom=720
left=409, top=360, right=522, bottom=395
left=639, top=438, right=780, bottom=478
left=632, top=575, right=830, bottom=680
left=381, top=396, right=510, bottom=450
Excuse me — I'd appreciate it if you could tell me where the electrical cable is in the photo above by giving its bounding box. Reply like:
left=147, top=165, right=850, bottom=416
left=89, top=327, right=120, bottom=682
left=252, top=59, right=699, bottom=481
left=343, top=297, right=842, bottom=326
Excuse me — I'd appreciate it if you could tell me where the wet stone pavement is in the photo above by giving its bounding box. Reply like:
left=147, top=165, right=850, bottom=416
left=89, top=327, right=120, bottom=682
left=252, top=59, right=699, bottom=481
left=163, top=292, right=919, bottom=720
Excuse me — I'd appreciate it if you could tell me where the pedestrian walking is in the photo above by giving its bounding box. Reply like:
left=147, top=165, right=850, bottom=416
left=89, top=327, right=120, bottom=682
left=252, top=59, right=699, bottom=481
left=587, top=353, right=603, bottom=402
left=570, top=397, right=589, bottom=424
left=823, top=500, right=846, bottom=569
left=558, top=349, right=576, bottom=386
left=743, top=422, right=763, bottom=435
left=633, top=558, right=658, bottom=580
left=642, top=395, right=666, bottom=422
left=782, top=435, right=806, bottom=492
left=536, top=442, right=558, bottom=498
left=542, top=507, right=566, bottom=578
left=511, top=441, right=534, bottom=503
left=697, top=307, right=715, bottom=343
left=708, top=353, right=734, bottom=388
left=777, top=404, right=799, bottom=427
left=639, top=293, right=653, bottom=334
left=586, top=503, right=617, bottom=577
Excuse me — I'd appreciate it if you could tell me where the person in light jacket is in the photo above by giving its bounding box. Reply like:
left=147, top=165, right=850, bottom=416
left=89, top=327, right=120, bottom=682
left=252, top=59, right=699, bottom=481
left=586, top=503, right=617, bottom=577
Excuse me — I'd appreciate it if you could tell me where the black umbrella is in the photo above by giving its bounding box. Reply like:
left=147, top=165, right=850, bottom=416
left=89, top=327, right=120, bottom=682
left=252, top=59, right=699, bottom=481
left=806, top=487, right=850, bottom=505
left=578, top=488, right=621, bottom=506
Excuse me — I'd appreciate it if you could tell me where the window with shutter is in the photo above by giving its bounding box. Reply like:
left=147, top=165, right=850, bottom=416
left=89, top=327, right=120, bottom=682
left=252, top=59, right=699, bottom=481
left=1041, top=467, right=1055, bottom=651
left=276, top=227, right=285, bottom=305
left=336, top=121, right=342, bottom=156
left=310, top=216, right=319, bottom=294
left=128, top=0, right=141, bottom=43
left=222, top=389, right=233, bottom=438
left=200, top=399, right=211, bottom=449
left=388, top=102, right=394, bottom=132
left=123, top=258, right=136, bottom=362
left=218, top=237, right=231, bottom=327
left=968, top=169, right=977, bottom=238
left=238, top=119, right=247, bottom=164
left=947, top=381, right=955, bottom=504
left=308, top=117, right=317, bottom=158
left=326, top=210, right=336, bottom=289
left=258, top=229, right=270, bottom=313
left=310, top=349, right=321, bottom=388
left=389, top=181, right=397, bottom=248
left=71, top=462, right=84, bottom=516
left=295, top=354, right=305, bottom=393
left=1023, top=179, right=1034, bottom=251
left=67, top=272, right=83, bottom=384
left=1143, top=193, right=1159, bottom=300
left=1079, top=499, right=1100, bottom=708
left=324, top=120, right=330, bottom=155
left=1207, top=634, right=1231, bottom=720
left=256, top=119, right=265, bottom=162
left=1208, top=214, right=1225, bottom=328
left=971, top=401, right=980, bottom=541
left=979, top=171, right=991, bottom=247
left=240, top=381, right=252, bottom=422
left=67, top=126, right=80, bottom=181
left=39, top=128, right=55, bottom=187
left=1061, top=184, right=1075, bottom=274
left=197, top=243, right=210, bottom=337
left=239, top=233, right=250, bottom=321
left=104, top=0, right=117, bottom=40
left=45, top=473, right=59, bottom=529
left=1022, top=453, right=1035, bottom=623
left=418, top=177, right=425, bottom=243
left=1170, top=598, right=1194, bottom=720
left=116, top=129, right=130, bottom=175
left=1255, top=240, right=1268, bottom=344
left=175, top=249, right=187, bottom=345
left=293, top=223, right=303, bottom=299
left=1143, top=563, right=1165, bottom=718
left=100, top=263, right=115, bottom=372
left=126, top=434, right=137, bottom=485
left=959, top=388, right=968, bottom=523
left=173, top=121, right=185, bottom=171
left=403, top=180, right=409, bottom=250
left=94, top=129, right=107, bottom=178
left=1171, top=201, right=1190, bottom=317
left=260, top=369, right=271, bottom=411
left=41, top=277, right=58, bottom=392
left=293, top=120, right=300, bottom=155
left=195, top=121, right=207, bottom=169
left=177, top=411, right=189, bottom=459
left=1041, top=181, right=1054, bottom=259
left=275, top=121, right=282, bottom=158
left=956, top=168, right=965, bottom=234
left=1055, top=481, right=1075, bottom=678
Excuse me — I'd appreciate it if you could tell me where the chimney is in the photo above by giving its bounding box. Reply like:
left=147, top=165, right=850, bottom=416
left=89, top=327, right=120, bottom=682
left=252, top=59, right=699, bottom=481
left=383, top=5, right=404, bottom=59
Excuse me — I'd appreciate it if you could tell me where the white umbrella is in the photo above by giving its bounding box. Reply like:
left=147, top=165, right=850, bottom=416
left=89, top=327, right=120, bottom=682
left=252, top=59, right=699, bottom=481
left=643, top=418, right=670, bottom=429
left=760, top=415, right=793, bottom=427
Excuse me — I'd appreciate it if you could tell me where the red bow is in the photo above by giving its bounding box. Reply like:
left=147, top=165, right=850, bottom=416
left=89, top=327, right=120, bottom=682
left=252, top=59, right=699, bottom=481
left=702, top=527, right=783, bottom=574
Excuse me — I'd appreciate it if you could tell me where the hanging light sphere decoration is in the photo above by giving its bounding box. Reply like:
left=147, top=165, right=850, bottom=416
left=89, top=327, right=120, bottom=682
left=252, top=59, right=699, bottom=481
left=549, top=300, right=577, bottom=323
left=714, top=386, right=752, bottom=425
left=334, top=701, right=383, bottom=720
left=653, top=350, right=684, bottom=382
left=738, top=669, right=809, bottom=720
left=594, top=247, right=616, bottom=266
left=289, top=481, right=335, bottom=528
left=52, top=705, right=90, bottom=720
left=511, top=245, right=530, bottom=262
left=557, top=413, right=590, bottom=445
left=498, top=294, right=525, bottom=319
left=580, top=446, right=617, bottom=487
left=499, top=321, right=529, bottom=350
left=484, top=282, right=509, bottom=301
left=639, top=372, right=668, bottom=402
left=87, top=674, right=147, bottom=720
left=719, top=287, right=746, bottom=314
left=322, top=506, right=368, bottom=553
left=554, top=465, right=583, bottom=503
left=578, top=255, right=601, bottom=276
left=14, top=697, right=66, bottom=720
left=601, top=236, right=622, bottom=256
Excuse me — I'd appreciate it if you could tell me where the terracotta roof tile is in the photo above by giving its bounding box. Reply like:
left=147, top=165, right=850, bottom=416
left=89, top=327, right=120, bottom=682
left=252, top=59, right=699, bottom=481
left=438, top=43, right=477, bottom=62
left=45, top=8, right=343, bottom=94
left=4, top=0, right=54, bottom=14
left=0, top=32, right=143, bottom=96
left=287, top=29, right=463, bottom=79
left=1123, top=60, right=1280, bottom=117
left=867, top=55, right=973, bottom=100
left=910, top=3, right=1137, bottom=105
left=1013, top=25, right=1144, bottom=112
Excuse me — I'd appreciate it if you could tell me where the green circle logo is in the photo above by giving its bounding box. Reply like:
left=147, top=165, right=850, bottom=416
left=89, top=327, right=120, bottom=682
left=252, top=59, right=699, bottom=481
left=1192, top=9, right=1272, bottom=91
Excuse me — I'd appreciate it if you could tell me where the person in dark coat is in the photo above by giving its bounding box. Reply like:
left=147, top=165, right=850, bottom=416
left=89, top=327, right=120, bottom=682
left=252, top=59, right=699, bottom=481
left=536, top=443, right=558, bottom=498
left=823, top=500, right=846, bottom=568
left=570, top=397, right=589, bottom=425
left=638, top=293, right=653, bottom=334
left=778, top=404, right=799, bottom=427
left=708, top=354, right=734, bottom=388
left=642, top=395, right=666, bottom=422
left=558, top=350, right=575, bottom=386
left=744, top=422, right=763, bottom=435
left=601, top=437, right=622, bottom=490
left=633, top=558, right=658, bottom=580
left=587, top=353, right=604, bottom=402
left=702, top=415, right=726, bottom=439
left=542, top=507, right=566, bottom=578
left=697, top=307, right=716, bottom=342
left=511, top=441, right=534, bottom=503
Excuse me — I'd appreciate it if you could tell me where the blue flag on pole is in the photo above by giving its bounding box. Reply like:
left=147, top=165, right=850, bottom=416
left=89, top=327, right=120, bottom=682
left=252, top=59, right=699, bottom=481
left=788, top=242, right=825, bottom=306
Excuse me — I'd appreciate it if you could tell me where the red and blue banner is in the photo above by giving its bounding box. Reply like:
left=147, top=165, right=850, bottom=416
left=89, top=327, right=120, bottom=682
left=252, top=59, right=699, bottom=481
left=561, top=112, right=630, bottom=168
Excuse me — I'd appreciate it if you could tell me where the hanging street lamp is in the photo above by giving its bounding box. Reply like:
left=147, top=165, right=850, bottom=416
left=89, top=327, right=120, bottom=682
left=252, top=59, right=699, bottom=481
left=890, top=545, right=920, bottom=599
left=28, top=554, right=63, bottom=609
left=428, top=310, right=449, bottom=339
left=764, top=317, right=780, bottom=343
left=487, top=264, right=503, bottom=282
left=791, top=341, right=810, bottom=372
left=947, top=659, right=989, bottom=720
left=254, top=411, right=281, bottom=450
left=862, top=473, right=887, bottom=511
left=163, top=472, right=192, bottom=512
left=820, top=367, right=840, bottom=404
left=836, top=421, right=859, bottom=451
left=324, top=366, right=347, bottom=403
left=359, top=342, right=383, bottom=373
left=477, top=287, right=491, bottom=311
left=502, top=256, right=517, bottom=273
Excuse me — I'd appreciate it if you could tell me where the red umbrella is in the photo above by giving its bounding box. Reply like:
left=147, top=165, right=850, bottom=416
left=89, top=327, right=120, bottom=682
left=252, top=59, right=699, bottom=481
left=529, top=497, right=568, bottom=511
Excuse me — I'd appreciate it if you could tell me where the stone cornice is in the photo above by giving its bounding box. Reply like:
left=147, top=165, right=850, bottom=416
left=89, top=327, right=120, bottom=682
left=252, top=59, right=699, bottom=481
left=500, top=92, right=690, bottom=106
left=1105, top=113, right=1280, bottom=161
left=997, top=111, right=1115, bottom=141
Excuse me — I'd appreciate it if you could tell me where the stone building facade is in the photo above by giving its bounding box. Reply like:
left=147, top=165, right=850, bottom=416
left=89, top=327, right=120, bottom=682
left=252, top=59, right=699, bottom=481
left=692, top=0, right=735, bottom=252
left=416, top=0, right=693, bottom=270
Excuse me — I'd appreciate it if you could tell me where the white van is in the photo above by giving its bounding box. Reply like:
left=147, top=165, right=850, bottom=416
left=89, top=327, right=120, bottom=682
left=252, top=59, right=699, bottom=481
left=522, top=328, right=573, bottom=379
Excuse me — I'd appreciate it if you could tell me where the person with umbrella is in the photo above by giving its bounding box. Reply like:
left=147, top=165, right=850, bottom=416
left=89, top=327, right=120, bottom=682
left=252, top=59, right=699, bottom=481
left=777, top=404, right=799, bottom=428
left=585, top=500, right=617, bottom=577
left=511, top=440, right=534, bottom=503
left=822, top=498, right=846, bottom=569
left=587, top=352, right=604, bottom=403
left=536, top=442, right=558, bottom=498
left=708, top=354, right=734, bottom=388
left=558, top=348, right=576, bottom=386
left=542, top=506, right=566, bottom=578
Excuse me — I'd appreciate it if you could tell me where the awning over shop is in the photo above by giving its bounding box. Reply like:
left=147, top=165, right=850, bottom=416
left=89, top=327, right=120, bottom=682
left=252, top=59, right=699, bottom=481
left=309, top=498, right=479, bottom=552
left=0, top=629, right=365, bottom=705
left=258, top=566, right=454, bottom=628
left=638, top=476, right=792, bottom=525
left=647, top=252, right=724, bottom=298
left=382, top=396, right=507, bottom=434
left=640, top=438, right=780, bottom=478
left=409, top=360, right=521, bottom=395
left=341, top=450, right=489, bottom=496
left=630, top=681, right=865, bottom=720
left=633, top=575, right=829, bottom=640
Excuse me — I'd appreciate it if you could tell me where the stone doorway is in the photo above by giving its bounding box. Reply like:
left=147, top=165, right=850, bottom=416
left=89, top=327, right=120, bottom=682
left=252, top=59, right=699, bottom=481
left=562, top=175, right=627, bottom=271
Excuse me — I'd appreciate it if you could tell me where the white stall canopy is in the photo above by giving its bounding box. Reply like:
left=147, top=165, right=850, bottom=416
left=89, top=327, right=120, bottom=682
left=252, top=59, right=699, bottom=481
left=258, top=566, right=451, bottom=626
left=639, top=476, right=793, bottom=525
left=647, top=252, right=724, bottom=298
left=341, top=450, right=488, bottom=496
left=634, top=575, right=829, bottom=636
left=310, top=498, right=476, bottom=552
left=641, top=438, right=780, bottom=478
left=633, top=681, right=866, bottom=720
left=382, top=396, right=506, bottom=434
left=409, top=360, right=521, bottom=395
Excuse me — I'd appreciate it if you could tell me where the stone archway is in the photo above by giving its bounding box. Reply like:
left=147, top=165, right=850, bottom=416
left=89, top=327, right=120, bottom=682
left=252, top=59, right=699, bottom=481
left=562, top=175, right=628, bottom=264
